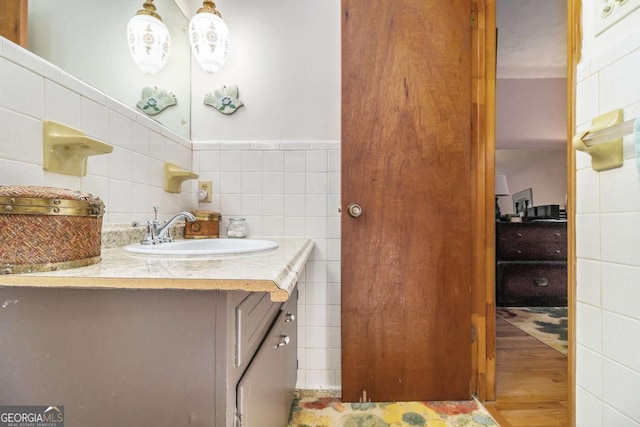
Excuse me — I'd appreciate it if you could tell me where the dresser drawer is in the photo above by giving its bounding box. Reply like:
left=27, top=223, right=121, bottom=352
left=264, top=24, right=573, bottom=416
left=498, top=241, right=566, bottom=261
left=497, top=262, right=567, bottom=307
left=497, top=222, right=567, bottom=261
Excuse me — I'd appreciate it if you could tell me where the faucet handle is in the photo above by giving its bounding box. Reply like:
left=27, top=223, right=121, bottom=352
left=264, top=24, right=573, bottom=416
left=159, top=220, right=174, bottom=243
left=132, top=220, right=160, bottom=245
left=132, top=219, right=160, bottom=229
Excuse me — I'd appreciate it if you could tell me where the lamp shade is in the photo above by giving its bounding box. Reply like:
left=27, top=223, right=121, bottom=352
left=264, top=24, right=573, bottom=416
left=189, top=1, right=230, bottom=73
left=495, top=174, right=510, bottom=196
left=127, top=1, right=171, bottom=75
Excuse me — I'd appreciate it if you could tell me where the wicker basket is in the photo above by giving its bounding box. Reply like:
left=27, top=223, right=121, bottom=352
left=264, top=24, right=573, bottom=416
left=0, top=186, right=104, bottom=274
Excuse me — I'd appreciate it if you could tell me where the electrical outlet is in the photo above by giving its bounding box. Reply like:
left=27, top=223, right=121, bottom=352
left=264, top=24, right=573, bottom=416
left=198, top=180, right=212, bottom=203
left=595, top=0, right=640, bottom=36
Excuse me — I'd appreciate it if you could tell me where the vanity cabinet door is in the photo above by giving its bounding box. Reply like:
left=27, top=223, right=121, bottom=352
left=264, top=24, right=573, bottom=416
left=236, top=296, right=297, bottom=427
left=235, top=292, right=281, bottom=368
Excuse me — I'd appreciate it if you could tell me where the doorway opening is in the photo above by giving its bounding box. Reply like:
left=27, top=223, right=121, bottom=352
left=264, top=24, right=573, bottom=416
left=484, top=1, right=570, bottom=425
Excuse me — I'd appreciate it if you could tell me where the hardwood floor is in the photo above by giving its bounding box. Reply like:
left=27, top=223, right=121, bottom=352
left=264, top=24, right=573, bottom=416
left=484, top=317, right=568, bottom=427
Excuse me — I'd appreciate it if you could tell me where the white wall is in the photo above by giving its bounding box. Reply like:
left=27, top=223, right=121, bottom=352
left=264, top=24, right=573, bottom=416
left=575, top=3, right=640, bottom=426
left=496, top=78, right=567, bottom=149
left=189, top=0, right=341, bottom=142
left=0, top=37, right=194, bottom=223
left=496, top=149, right=567, bottom=215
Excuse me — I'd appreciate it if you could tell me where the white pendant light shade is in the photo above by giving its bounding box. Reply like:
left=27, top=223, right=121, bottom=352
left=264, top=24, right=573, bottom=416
left=189, top=1, right=230, bottom=73
left=127, top=1, right=171, bottom=75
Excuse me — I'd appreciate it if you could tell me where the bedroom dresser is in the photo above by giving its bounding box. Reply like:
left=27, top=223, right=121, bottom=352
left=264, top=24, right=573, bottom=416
left=496, top=221, right=567, bottom=307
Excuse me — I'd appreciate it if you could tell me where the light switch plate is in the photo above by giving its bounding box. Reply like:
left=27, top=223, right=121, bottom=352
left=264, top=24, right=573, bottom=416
left=595, top=0, right=640, bottom=36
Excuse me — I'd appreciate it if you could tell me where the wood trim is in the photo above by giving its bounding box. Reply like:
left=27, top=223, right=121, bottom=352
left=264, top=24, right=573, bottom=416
left=567, top=1, right=581, bottom=425
left=471, top=0, right=496, bottom=402
left=0, top=0, right=28, bottom=48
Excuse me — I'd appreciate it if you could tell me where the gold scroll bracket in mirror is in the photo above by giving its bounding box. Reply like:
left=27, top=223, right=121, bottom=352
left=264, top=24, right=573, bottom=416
left=43, top=121, right=114, bottom=176
left=572, top=109, right=623, bottom=172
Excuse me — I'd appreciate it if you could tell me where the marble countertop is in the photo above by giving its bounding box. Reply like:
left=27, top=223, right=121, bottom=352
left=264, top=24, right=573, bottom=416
left=0, top=237, right=314, bottom=302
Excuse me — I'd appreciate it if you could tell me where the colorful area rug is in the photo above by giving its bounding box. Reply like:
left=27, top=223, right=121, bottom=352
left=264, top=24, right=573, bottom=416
left=288, top=398, right=499, bottom=427
left=496, top=306, right=568, bottom=355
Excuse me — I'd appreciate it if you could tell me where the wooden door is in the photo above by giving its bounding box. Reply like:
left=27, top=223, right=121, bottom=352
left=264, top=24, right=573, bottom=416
left=342, top=0, right=472, bottom=401
left=0, top=0, right=28, bottom=47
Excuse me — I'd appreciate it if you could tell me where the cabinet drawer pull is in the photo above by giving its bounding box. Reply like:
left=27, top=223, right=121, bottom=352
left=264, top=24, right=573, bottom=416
left=516, top=233, right=522, bottom=237
left=285, top=313, right=295, bottom=322
left=517, top=250, right=522, bottom=254
left=275, top=334, right=290, bottom=348
left=533, top=278, right=548, bottom=287
left=555, top=249, right=561, bottom=254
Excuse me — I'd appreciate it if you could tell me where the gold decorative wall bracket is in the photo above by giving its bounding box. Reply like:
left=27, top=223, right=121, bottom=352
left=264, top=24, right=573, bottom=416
left=572, top=109, right=624, bottom=172
left=43, top=121, right=114, bottom=176
left=164, top=162, right=199, bottom=193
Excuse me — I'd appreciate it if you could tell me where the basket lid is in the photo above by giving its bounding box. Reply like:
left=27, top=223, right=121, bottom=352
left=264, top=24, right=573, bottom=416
left=191, top=210, right=221, bottom=221
left=0, top=186, right=104, bottom=217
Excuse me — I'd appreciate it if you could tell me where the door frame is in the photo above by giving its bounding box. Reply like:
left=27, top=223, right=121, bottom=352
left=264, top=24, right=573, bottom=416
left=470, top=0, right=497, bottom=401
left=474, top=1, right=580, bottom=425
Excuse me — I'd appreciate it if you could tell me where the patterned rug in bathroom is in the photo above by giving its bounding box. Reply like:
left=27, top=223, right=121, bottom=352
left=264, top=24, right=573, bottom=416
left=496, top=306, right=568, bottom=355
left=288, top=398, right=499, bottom=427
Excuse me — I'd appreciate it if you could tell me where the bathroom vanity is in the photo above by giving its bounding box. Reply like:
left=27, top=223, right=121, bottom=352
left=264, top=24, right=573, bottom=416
left=0, top=237, right=312, bottom=427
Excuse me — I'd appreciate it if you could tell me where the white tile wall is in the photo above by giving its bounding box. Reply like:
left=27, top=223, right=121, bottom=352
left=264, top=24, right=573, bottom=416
left=600, top=159, right=640, bottom=211
left=601, top=263, right=640, bottom=321
left=193, top=141, right=342, bottom=390
left=576, top=168, right=600, bottom=213
left=0, top=37, right=193, bottom=223
left=603, top=405, right=640, bottom=427
left=576, top=6, right=640, bottom=426
left=575, top=213, right=601, bottom=260
left=602, top=360, right=640, bottom=423
left=577, top=345, right=602, bottom=398
left=576, top=259, right=601, bottom=306
left=601, top=213, right=640, bottom=265
left=576, top=386, right=603, bottom=427
left=576, top=302, right=602, bottom=353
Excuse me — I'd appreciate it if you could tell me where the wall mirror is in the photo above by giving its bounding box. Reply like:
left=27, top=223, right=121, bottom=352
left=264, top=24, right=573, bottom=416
left=27, top=0, right=191, bottom=139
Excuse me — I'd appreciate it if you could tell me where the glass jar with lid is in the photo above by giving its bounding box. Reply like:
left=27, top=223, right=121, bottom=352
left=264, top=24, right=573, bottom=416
left=227, top=217, right=247, bottom=238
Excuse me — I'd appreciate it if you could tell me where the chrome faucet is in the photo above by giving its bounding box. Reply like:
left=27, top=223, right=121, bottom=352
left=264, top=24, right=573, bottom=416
left=133, top=208, right=196, bottom=245
left=156, top=211, right=196, bottom=243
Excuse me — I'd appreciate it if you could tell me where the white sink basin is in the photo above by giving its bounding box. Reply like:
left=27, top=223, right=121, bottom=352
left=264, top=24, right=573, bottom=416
left=123, top=238, right=279, bottom=256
